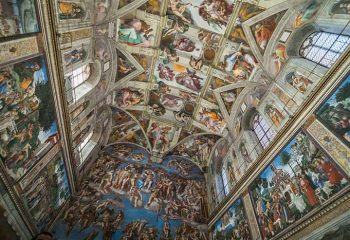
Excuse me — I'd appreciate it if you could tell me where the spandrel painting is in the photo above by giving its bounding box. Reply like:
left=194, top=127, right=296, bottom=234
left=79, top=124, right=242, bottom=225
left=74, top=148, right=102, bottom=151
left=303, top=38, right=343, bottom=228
left=316, top=74, right=350, bottom=145
left=140, top=0, right=162, bottom=15
left=285, top=71, right=313, bottom=95
left=229, top=2, right=264, bottom=45
left=118, top=0, right=136, bottom=9
left=220, top=88, right=244, bottom=115
left=0, top=56, right=59, bottom=181
left=213, top=198, right=251, bottom=240
left=108, top=107, right=149, bottom=148
left=52, top=143, right=208, bottom=240
left=147, top=120, right=176, bottom=155
left=251, top=11, right=285, bottom=53
left=21, top=152, right=70, bottom=230
left=249, top=131, right=348, bottom=240
left=116, top=49, right=137, bottom=82
left=0, top=0, right=39, bottom=38
left=63, top=47, right=88, bottom=67
left=196, top=107, right=226, bottom=134
left=169, top=134, right=221, bottom=166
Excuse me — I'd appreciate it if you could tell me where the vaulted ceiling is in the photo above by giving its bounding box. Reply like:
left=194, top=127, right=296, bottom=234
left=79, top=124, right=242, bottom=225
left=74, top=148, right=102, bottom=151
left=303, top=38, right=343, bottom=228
left=101, top=0, right=327, bottom=168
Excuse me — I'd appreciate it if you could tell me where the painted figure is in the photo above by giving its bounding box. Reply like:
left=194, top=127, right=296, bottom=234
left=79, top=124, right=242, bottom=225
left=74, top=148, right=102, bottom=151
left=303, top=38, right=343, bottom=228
left=331, top=0, right=350, bottom=15
left=286, top=72, right=312, bottom=94
left=58, top=2, right=85, bottom=19
left=265, top=105, right=285, bottom=127
left=175, top=68, right=203, bottom=92
left=250, top=132, right=348, bottom=239
left=115, top=88, right=143, bottom=108
left=64, top=49, right=85, bottom=66
left=198, top=108, right=225, bottom=133
left=253, top=15, right=278, bottom=51
left=158, top=63, right=175, bottom=81
left=118, top=19, right=153, bottom=47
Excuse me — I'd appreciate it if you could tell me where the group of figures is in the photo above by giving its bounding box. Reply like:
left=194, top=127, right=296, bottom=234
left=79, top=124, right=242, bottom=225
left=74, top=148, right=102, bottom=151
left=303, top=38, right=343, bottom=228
left=0, top=56, right=59, bottom=180
left=317, top=75, right=350, bottom=144
left=250, top=132, right=348, bottom=239
left=53, top=143, right=208, bottom=240
left=167, top=0, right=235, bottom=35
left=170, top=134, right=221, bottom=167
left=213, top=198, right=251, bottom=240
left=0, top=0, right=39, bottom=38
left=22, top=153, right=70, bottom=229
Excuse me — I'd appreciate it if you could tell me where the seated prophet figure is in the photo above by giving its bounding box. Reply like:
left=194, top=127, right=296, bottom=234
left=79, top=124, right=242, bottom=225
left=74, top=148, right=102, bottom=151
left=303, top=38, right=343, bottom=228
left=118, top=19, right=153, bottom=47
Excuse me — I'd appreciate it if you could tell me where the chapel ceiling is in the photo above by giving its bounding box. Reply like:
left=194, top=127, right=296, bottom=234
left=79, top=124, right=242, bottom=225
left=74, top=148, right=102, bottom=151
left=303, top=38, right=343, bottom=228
left=99, top=0, right=327, bottom=167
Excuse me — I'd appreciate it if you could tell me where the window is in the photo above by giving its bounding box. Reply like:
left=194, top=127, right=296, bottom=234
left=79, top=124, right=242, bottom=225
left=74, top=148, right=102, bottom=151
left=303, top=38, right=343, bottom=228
left=215, top=162, right=231, bottom=203
left=76, top=131, right=96, bottom=165
left=253, top=114, right=276, bottom=149
left=221, top=167, right=230, bottom=195
left=300, top=31, right=350, bottom=67
left=65, top=64, right=91, bottom=104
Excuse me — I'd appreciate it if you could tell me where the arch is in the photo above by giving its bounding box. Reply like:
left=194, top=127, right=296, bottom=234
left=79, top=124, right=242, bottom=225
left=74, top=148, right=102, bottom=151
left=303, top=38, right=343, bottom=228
left=300, top=31, right=350, bottom=67
left=251, top=112, right=276, bottom=149
left=167, top=133, right=222, bottom=167
left=286, top=24, right=318, bottom=57
left=108, top=106, right=152, bottom=151
left=65, top=59, right=102, bottom=105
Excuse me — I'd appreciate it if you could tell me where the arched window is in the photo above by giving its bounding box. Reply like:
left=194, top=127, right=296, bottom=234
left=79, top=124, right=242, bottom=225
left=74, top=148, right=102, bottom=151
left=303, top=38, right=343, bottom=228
left=76, top=130, right=96, bottom=166
left=252, top=113, right=275, bottom=149
left=221, top=166, right=230, bottom=195
left=65, top=64, right=91, bottom=104
left=300, top=31, right=350, bottom=67
left=215, top=162, right=230, bottom=202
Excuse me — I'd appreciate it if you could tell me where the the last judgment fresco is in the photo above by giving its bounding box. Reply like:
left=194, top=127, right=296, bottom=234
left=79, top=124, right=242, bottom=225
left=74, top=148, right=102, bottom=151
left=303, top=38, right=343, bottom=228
left=53, top=143, right=208, bottom=240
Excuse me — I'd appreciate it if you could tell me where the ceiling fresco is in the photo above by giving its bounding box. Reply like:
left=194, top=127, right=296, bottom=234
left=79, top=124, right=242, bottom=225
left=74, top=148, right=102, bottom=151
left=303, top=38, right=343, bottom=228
left=103, top=0, right=329, bottom=168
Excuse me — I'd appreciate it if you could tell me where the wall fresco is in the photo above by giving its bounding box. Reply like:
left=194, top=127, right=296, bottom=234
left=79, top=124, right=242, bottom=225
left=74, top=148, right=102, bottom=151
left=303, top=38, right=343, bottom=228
left=249, top=131, right=348, bottom=240
left=20, top=152, right=70, bottom=230
left=0, top=0, right=39, bottom=38
left=316, top=74, right=350, bottom=146
left=0, top=55, right=59, bottom=181
left=307, top=119, right=350, bottom=175
left=52, top=143, right=207, bottom=240
left=212, top=198, right=251, bottom=240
